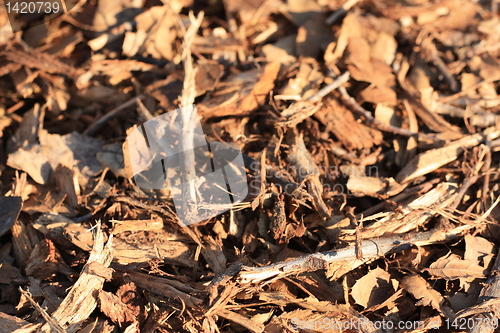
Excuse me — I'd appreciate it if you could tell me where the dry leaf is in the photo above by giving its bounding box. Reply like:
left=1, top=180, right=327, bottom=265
left=464, top=235, right=496, bottom=269
left=425, top=253, right=487, bottom=280
left=7, top=131, right=102, bottom=186
left=401, top=275, right=455, bottom=318
left=351, top=267, right=395, bottom=308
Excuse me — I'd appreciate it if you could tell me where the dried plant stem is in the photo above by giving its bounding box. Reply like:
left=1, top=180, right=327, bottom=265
left=337, top=86, right=419, bottom=138
left=19, top=289, right=66, bottom=333
left=307, top=71, right=350, bottom=102
left=177, top=12, right=205, bottom=222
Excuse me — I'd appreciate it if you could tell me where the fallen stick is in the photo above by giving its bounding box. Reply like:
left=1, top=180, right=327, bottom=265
left=337, top=86, right=420, bottom=138
left=439, top=74, right=500, bottom=103
left=420, top=38, right=459, bottom=93
left=307, top=71, right=350, bottom=102
left=396, top=127, right=500, bottom=184
left=84, top=94, right=144, bottom=135
left=357, top=178, right=439, bottom=218
left=275, top=72, right=350, bottom=129
left=238, top=223, right=471, bottom=283
left=19, top=289, right=65, bottom=333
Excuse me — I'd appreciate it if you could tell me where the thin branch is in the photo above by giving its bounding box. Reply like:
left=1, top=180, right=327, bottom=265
left=19, top=288, right=66, bottom=333
left=307, top=71, right=350, bottom=102
left=84, top=94, right=144, bottom=135
left=275, top=72, right=350, bottom=129
left=239, top=224, right=472, bottom=283
left=337, top=86, right=419, bottom=138
left=439, top=74, right=500, bottom=103
left=421, top=38, right=459, bottom=93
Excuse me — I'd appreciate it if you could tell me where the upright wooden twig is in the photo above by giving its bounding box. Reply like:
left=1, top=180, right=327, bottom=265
left=175, top=11, right=205, bottom=223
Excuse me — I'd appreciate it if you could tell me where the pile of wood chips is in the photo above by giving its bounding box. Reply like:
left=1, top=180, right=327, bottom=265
left=1, top=0, right=500, bottom=332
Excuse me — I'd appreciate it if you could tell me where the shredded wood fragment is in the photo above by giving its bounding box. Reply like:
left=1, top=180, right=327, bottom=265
left=339, top=180, right=459, bottom=241
left=0, top=312, right=30, bottom=333
left=32, top=223, right=113, bottom=333
left=396, top=127, right=500, bottom=183
left=285, top=129, right=330, bottom=219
